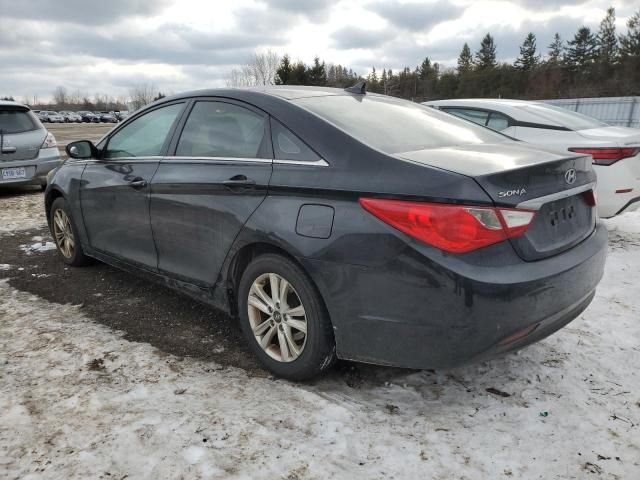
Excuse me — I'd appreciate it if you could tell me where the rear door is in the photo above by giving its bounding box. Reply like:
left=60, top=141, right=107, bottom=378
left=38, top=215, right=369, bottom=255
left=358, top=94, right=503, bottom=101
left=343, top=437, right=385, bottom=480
left=80, top=102, right=186, bottom=269
left=150, top=99, right=272, bottom=285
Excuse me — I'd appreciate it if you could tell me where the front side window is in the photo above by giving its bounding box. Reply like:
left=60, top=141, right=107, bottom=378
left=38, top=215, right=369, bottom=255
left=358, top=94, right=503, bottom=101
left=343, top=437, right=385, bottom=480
left=104, top=103, right=184, bottom=158
left=294, top=95, right=506, bottom=154
left=176, top=101, right=266, bottom=158
left=270, top=119, right=321, bottom=161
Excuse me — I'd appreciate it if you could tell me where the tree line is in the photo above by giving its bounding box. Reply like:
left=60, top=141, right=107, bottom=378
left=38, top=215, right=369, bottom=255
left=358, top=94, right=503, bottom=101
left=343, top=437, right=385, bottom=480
left=270, top=6, right=640, bottom=101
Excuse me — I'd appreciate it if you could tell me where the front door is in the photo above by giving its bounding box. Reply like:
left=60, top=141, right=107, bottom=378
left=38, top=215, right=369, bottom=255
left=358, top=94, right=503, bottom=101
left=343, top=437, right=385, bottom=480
left=150, top=99, right=272, bottom=285
left=80, top=102, right=185, bottom=269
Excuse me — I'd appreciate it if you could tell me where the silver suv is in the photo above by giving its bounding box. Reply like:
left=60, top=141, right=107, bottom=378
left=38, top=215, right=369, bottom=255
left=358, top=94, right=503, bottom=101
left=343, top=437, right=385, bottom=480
left=0, top=101, right=61, bottom=188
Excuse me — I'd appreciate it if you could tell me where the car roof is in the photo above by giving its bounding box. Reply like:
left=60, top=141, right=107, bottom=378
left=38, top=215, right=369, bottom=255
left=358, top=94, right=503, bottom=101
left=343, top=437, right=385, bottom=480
left=0, top=100, right=30, bottom=109
left=423, top=98, right=565, bottom=127
left=162, top=85, right=355, bottom=104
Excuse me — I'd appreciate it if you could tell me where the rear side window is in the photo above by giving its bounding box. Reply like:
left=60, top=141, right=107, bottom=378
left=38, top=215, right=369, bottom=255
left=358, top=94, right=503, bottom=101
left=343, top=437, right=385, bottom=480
left=270, top=119, right=321, bottom=161
left=176, top=101, right=267, bottom=158
left=105, top=103, right=184, bottom=158
left=444, top=108, right=489, bottom=127
left=0, top=109, right=39, bottom=133
left=486, top=112, right=510, bottom=131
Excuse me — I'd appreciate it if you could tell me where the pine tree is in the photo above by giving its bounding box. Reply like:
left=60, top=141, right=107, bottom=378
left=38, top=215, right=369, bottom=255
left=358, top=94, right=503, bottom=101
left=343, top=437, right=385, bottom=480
left=619, top=9, right=640, bottom=57
left=565, top=27, right=597, bottom=72
left=457, top=43, right=473, bottom=74
left=547, top=33, right=565, bottom=64
left=515, top=32, right=540, bottom=71
left=275, top=54, right=292, bottom=85
left=596, top=7, right=618, bottom=65
left=475, top=33, right=497, bottom=70
left=307, top=57, right=327, bottom=85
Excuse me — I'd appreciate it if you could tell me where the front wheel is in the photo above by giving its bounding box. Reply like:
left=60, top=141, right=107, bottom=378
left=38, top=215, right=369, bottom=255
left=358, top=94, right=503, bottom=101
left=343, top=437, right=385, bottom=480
left=238, top=254, right=335, bottom=380
left=50, top=197, right=91, bottom=267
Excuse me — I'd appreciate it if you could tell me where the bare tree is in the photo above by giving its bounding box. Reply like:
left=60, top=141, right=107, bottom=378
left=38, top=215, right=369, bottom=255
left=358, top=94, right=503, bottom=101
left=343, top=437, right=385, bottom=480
left=129, top=83, right=159, bottom=110
left=226, top=50, right=280, bottom=87
left=52, top=86, right=68, bottom=107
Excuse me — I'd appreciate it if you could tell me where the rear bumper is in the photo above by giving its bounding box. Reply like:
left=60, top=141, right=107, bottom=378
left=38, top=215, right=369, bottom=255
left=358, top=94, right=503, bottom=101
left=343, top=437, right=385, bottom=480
left=302, top=223, right=608, bottom=369
left=595, top=155, right=640, bottom=217
left=0, top=148, right=61, bottom=186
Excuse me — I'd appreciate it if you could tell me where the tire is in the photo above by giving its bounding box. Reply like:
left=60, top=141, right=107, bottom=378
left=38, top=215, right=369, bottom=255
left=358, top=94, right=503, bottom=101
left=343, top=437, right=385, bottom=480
left=238, top=253, right=336, bottom=381
left=50, top=197, right=91, bottom=267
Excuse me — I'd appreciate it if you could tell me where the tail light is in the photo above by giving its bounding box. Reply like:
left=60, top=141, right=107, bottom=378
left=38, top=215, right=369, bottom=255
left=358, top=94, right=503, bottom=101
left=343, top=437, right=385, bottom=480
left=359, top=198, right=536, bottom=254
left=568, top=147, right=639, bottom=166
left=41, top=131, right=57, bottom=149
left=581, top=190, right=597, bottom=206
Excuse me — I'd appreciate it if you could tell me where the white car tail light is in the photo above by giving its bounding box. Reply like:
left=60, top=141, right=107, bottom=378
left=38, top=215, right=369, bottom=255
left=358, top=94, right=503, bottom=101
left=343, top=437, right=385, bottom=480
left=41, top=131, right=57, bottom=149
left=569, top=147, right=640, bottom=166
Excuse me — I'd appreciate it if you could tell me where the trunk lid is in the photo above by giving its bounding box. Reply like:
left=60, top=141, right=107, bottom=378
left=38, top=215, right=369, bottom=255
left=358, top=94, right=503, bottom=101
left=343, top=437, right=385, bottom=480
left=396, top=143, right=597, bottom=261
left=577, top=126, right=640, bottom=147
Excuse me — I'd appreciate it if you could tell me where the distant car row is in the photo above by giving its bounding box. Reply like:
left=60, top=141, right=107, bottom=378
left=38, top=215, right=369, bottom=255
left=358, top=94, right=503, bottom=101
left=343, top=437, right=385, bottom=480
left=34, top=110, right=129, bottom=124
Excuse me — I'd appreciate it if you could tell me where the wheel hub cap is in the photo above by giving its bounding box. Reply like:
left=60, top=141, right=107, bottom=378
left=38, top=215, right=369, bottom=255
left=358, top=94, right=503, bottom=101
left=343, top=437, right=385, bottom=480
left=247, top=273, right=308, bottom=363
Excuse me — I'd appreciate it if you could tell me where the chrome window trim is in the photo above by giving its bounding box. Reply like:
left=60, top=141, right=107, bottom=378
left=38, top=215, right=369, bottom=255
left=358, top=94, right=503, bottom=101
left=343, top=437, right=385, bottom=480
left=168, top=156, right=272, bottom=164
left=165, top=156, right=329, bottom=166
left=516, top=182, right=596, bottom=210
left=274, top=158, right=329, bottom=167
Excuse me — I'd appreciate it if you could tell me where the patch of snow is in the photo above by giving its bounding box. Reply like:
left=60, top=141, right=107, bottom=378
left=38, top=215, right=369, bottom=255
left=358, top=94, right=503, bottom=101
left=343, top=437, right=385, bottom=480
left=0, top=264, right=11, bottom=271
left=20, top=240, right=57, bottom=254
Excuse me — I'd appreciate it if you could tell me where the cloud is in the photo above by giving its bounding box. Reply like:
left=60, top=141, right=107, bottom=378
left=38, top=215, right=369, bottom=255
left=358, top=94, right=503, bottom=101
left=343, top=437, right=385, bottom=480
left=331, top=27, right=396, bottom=49
left=257, top=0, right=334, bottom=20
left=368, top=0, right=464, bottom=32
left=0, top=0, right=171, bottom=25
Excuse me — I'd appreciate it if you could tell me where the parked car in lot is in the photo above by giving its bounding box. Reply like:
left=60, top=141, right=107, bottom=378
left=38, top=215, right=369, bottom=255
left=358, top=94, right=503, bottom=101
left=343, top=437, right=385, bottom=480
left=0, top=101, right=61, bottom=188
left=45, top=86, right=607, bottom=380
left=59, top=111, right=82, bottom=123
left=77, top=111, right=100, bottom=123
left=97, top=111, right=118, bottom=123
left=38, top=110, right=65, bottom=123
left=113, top=110, right=129, bottom=121
left=424, top=99, right=640, bottom=218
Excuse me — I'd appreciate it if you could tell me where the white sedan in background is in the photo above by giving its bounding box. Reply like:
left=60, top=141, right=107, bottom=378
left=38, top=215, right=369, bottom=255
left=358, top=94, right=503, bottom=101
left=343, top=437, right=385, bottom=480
left=424, top=99, right=640, bottom=218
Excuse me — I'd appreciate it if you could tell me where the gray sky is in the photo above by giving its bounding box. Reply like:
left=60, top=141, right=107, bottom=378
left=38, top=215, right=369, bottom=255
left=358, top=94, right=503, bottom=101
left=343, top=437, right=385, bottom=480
left=0, top=0, right=637, bottom=102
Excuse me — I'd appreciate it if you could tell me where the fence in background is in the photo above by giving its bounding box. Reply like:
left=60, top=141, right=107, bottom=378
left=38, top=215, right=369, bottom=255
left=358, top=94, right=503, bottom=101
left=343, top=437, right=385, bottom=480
left=543, top=96, right=640, bottom=128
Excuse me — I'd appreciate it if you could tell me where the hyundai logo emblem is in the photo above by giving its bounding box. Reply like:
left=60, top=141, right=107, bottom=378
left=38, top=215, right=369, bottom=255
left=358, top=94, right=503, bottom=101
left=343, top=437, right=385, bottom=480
left=564, top=168, right=577, bottom=185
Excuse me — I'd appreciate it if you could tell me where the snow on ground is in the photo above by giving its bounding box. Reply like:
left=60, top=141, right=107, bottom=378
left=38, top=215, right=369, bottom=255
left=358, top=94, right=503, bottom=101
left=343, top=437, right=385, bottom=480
left=0, top=191, right=47, bottom=236
left=19, top=236, right=57, bottom=255
left=0, top=198, right=639, bottom=479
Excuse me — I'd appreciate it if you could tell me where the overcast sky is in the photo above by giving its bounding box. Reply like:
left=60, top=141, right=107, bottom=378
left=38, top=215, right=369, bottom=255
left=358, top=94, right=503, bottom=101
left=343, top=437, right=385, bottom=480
left=0, top=0, right=637, bottom=102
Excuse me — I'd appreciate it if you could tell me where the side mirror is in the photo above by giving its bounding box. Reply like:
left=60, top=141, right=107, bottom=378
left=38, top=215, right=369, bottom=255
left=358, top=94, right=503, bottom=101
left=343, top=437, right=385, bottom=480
left=66, top=140, right=96, bottom=159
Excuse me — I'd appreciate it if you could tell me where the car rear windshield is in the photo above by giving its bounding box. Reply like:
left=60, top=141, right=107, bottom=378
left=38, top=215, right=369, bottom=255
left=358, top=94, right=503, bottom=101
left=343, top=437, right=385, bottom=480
left=521, top=104, right=607, bottom=130
left=0, top=108, right=40, bottom=134
left=293, top=94, right=508, bottom=154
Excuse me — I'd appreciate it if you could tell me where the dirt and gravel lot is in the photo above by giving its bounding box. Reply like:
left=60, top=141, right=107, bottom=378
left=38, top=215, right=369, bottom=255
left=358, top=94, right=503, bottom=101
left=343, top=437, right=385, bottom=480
left=0, top=139, right=639, bottom=478
left=47, top=123, right=115, bottom=156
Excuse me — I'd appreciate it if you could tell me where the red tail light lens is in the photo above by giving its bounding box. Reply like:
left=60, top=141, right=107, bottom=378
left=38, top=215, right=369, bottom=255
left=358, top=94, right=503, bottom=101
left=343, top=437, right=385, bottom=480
left=569, top=147, right=640, bottom=166
left=359, top=198, right=536, bottom=254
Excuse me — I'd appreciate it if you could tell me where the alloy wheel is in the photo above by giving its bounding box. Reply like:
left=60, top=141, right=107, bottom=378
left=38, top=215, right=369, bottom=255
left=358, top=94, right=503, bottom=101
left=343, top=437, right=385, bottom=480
left=52, top=209, right=75, bottom=259
left=247, top=273, right=308, bottom=362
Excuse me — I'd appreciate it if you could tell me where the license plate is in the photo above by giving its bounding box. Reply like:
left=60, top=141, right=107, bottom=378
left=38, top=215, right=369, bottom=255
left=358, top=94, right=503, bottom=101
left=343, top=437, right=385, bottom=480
left=1, top=167, right=27, bottom=180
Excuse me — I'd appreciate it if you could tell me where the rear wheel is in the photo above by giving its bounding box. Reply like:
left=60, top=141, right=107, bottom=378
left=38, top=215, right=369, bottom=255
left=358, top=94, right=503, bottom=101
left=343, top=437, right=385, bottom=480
left=50, top=197, right=90, bottom=267
left=238, top=254, right=335, bottom=380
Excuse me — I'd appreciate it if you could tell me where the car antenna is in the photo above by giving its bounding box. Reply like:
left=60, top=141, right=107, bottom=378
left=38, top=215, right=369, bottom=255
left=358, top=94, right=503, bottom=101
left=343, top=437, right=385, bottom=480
left=344, top=81, right=367, bottom=95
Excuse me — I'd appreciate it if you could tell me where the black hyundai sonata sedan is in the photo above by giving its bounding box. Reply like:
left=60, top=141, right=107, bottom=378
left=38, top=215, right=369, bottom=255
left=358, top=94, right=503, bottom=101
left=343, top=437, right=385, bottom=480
left=45, top=85, right=607, bottom=380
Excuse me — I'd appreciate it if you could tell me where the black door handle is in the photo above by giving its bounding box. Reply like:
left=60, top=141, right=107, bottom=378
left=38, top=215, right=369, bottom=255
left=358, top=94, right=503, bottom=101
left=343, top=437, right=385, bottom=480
left=222, top=175, right=256, bottom=187
left=129, top=178, right=148, bottom=189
